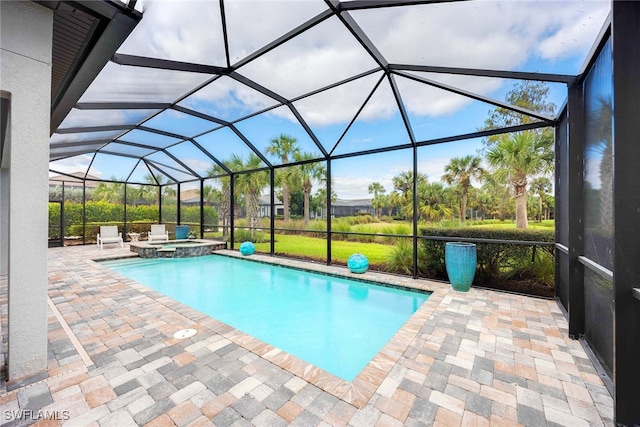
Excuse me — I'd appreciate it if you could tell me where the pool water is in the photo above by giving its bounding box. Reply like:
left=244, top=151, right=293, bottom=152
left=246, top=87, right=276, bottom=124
left=101, top=255, right=430, bottom=381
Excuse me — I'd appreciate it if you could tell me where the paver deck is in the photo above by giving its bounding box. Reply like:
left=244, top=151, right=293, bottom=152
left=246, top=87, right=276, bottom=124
left=0, top=244, right=613, bottom=426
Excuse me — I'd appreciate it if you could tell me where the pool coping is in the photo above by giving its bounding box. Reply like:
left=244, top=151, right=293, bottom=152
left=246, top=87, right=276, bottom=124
left=94, top=249, right=449, bottom=409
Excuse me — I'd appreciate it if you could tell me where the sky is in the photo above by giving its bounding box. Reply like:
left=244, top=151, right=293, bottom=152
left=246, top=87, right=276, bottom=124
left=50, top=0, right=611, bottom=199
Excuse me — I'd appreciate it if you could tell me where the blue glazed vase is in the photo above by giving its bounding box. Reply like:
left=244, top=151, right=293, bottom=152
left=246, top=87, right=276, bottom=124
left=347, top=253, right=369, bottom=274
left=239, top=241, right=255, bottom=256
left=175, top=225, right=189, bottom=239
left=445, top=242, right=477, bottom=292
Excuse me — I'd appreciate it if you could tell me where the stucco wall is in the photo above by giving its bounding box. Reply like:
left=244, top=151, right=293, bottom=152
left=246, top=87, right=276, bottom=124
left=0, top=1, right=52, bottom=379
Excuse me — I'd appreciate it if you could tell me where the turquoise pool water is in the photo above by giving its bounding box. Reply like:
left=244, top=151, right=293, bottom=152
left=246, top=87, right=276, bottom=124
left=101, top=255, right=430, bottom=381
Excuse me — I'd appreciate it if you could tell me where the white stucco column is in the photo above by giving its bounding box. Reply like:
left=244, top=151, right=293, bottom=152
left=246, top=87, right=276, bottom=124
left=0, top=1, right=52, bottom=379
left=0, top=167, right=9, bottom=276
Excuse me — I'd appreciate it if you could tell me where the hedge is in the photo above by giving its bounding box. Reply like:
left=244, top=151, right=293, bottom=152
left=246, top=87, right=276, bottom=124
left=50, top=201, right=218, bottom=239
left=419, top=227, right=555, bottom=294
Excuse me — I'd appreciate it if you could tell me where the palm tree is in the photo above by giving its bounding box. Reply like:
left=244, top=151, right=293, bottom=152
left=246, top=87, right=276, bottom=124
left=230, top=154, right=269, bottom=236
left=136, top=173, right=163, bottom=205
left=419, top=182, right=454, bottom=222
left=92, top=176, right=124, bottom=203
left=390, top=171, right=428, bottom=221
left=441, top=155, right=484, bottom=223
left=267, top=134, right=300, bottom=221
left=367, top=182, right=386, bottom=218
left=486, top=131, right=553, bottom=228
left=529, top=177, right=552, bottom=222
left=480, top=175, right=512, bottom=220
left=293, top=152, right=326, bottom=225
left=200, top=185, right=220, bottom=206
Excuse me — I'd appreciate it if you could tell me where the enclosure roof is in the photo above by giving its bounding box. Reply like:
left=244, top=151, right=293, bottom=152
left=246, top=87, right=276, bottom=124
left=48, top=0, right=610, bottom=185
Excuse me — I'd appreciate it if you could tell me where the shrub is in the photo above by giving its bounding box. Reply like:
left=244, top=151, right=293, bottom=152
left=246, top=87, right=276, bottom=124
left=419, top=227, right=555, bottom=292
left=305, top=220, right=327, bottom=237
left=349, top=224, right=377, bottom=243
left=233, top=229, right=266, bottom=243
left=277, top=219, right=306, bottom=233
left=50, top=201, right=218, bottom=238
left=384, top=239, right=414, bottom=275
left=331, top=219, right=352, bottom=239
left=352, top=214, right=374, bottom=224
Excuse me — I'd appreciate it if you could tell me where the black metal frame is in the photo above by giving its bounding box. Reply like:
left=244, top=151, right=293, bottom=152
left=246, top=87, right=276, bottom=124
left=610, top=3, right=640, bottom=424
left=44, top=1, right=640, bottom=424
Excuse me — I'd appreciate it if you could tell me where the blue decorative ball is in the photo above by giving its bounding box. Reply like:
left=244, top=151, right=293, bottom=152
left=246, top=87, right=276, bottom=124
left=239, top=241, right=255, bottom=256
left=347, top=253, right=369, bottom=274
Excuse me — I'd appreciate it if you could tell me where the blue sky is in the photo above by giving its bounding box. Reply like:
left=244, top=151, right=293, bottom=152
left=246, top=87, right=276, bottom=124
left=50, top=0, right=610, bottom=199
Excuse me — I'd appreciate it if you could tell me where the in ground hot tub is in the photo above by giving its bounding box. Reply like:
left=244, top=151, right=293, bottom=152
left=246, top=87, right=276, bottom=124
left=129, top=239, right=227, bottom=258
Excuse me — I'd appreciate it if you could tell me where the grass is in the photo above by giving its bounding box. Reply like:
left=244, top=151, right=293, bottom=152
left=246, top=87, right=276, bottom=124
left=469, top=220, right=554, bottom=230
left=253, top=234, right=393, bottom=265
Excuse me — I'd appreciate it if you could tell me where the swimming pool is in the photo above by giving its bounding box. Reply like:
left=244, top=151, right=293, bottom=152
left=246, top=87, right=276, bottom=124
left=101, top=255, right=430, bottom=381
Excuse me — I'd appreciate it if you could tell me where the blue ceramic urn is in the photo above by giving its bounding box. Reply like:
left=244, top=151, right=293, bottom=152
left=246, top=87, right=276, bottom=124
left=239, top=241, right=255, bottom=256
left=175, top=225, right=189, bottom=239
left=445, top=242, right=477, bottom=292
left=347, top=253, right=369, bottom=274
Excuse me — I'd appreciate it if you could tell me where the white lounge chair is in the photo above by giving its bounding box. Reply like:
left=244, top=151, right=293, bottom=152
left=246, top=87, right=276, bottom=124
left=148, top=224, right=169, bottom=242
left=97, top=225, right=124, bottom=249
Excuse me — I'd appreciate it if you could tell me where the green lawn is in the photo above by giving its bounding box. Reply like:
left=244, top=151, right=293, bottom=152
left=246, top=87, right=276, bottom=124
left=468, top=220, right=554, bottom=230
left=253, top=234, right=394, bottom=265
left=206, top=218, right=554, bottom=264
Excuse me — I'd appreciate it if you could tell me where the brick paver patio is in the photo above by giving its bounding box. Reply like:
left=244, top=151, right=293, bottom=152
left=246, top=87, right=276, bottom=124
left=0, top=244, right=613, bottom=426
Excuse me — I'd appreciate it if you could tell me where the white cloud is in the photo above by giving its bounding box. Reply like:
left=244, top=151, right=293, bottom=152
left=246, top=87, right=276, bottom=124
left=224, top=0, right=327, bottom=62
left=76, top=0, right=609, bottom=146
left=80, top=62, right=212, bottom=103
left=418, top=157, right=451, bottom=183
left=537, top=2, right=610, bottom=60
left=120, top=0, right=226, bottom=65
left=182, top=157, right=212, bottom=174
left=239, top=16, right=379, bottom=100
left=49, top=155, right=95, bottom=176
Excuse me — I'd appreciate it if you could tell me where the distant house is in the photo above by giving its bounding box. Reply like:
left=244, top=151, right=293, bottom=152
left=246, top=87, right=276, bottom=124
left=258, top=195, right=284, bottom=218
left=180, top=188, right=201, bottom=206
left=49, top=172, right=101, bottom=190
left=331, top=199, right=374, bottom=217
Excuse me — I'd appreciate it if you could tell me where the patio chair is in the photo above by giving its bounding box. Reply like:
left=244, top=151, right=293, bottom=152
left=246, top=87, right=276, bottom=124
left=97, top=225, right=123, bottom=249
left=148, top=224, right=169, bottom=242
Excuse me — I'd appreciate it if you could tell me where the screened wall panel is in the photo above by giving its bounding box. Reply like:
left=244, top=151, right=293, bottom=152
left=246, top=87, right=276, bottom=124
left=177, top=76, right=279, bottom=122
left=417, top=139, right=484, bottom=223
left=584, top=268, right=614, bottom=377
left=234, top=107, right=324, bottom=162
left=233, top=170, right=271, bottom=244
left=237, top=16, right=378, bottom=100
left=556, top=251, right=570, bottom=312
left=583, top=38, right=613, bottom=272
left=202, top=177, right=227, bottom=240
left=85, top=180, right=125, bottom=243
left=58, top=108, right=159, bottom=129
left=351, top=2, right=609, bottom=75
left=125, top=183, right=159, bottom=240
left=161, top=184, right=178, bottom=231
left=556, top=110, right=569, bottom=247
left=292, top=72, right=382, bottom=153
left=180, top=182, right=201, bottom=237
left=581, top=36, right=614, bottom=383
left=555, top=108, right=569, bottom=310
left=117, top=1, right=226, bottom=65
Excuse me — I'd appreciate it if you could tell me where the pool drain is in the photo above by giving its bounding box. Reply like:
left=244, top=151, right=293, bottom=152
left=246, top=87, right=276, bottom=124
left=173, top=328, right=197, bottom=339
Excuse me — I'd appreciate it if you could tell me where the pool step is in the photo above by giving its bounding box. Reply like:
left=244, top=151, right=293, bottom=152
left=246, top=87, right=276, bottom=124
left=156, top=247, right=176, bottom=258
